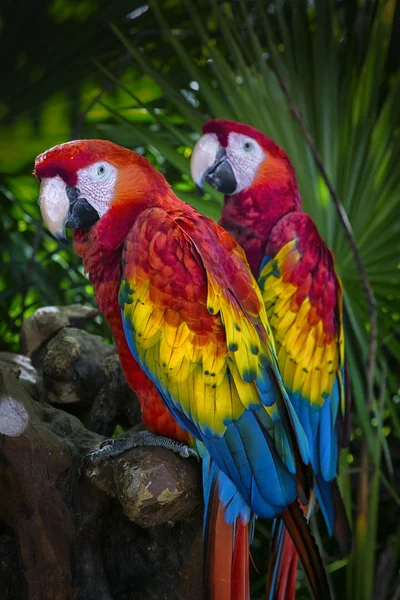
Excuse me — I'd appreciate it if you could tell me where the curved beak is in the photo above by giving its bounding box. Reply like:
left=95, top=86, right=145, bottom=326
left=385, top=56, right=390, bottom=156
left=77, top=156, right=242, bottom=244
left=39, top=176, right=100, bottom=242
left=39, top=176, right=69, bottom=242
left=191, top=134, right=237, bottom=195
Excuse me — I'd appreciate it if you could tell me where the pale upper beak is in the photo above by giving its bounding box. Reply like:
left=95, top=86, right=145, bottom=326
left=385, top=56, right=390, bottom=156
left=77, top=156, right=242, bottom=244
left=39, top=176, right=70, bottom=242
left=190, top=133, right=237, bottom=195
left=39, top=175, right=100, bottom=241
left=190, top=133, right=219, bottom=193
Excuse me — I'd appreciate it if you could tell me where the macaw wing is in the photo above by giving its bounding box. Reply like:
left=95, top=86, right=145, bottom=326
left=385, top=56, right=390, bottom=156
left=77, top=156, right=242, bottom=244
left=119, top=206, right=310, bottom=517
left=259, top=212, right=347, bottom=482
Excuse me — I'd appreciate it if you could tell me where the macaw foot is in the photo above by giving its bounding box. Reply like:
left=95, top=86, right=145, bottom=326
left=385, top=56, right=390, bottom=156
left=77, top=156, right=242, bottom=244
left=82, top=430, right=199, bottom=466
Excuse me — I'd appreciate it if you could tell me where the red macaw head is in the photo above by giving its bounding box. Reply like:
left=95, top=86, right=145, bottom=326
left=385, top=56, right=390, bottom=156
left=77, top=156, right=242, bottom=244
left=191, top=119, right=295, bottom=195
left=34, top=139, right=168, bottom=241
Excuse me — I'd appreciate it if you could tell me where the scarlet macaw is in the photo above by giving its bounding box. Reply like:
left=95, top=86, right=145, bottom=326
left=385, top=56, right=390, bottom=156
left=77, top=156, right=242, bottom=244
left=35, top=139, right=330, bottom=599
left=191, top=120, right=352, bottom=599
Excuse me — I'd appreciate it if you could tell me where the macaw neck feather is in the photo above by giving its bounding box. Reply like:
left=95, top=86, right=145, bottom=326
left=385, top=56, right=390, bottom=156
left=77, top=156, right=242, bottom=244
left=219, top=178, right=301, bottom=277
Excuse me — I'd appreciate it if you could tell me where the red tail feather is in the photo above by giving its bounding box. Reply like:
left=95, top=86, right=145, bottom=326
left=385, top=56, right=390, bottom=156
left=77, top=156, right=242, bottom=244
left=266, top=499, right=312, bottom=600
left=282, top=501, right=330, bottom=600
left=232, top=519, right=249, bottom=600
left=275, top=530, right=299, bottom=600
left=266, top=516, right=299, bottom=600
left=283, top=547, right=298, bottom=600
left=204, top=492, right=249, bottom=599
left=266, top=499, right=330, bottom=600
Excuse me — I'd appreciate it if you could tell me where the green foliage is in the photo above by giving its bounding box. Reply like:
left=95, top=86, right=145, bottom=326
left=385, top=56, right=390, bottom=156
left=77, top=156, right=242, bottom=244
left=2, top=1, right=400, bottom=598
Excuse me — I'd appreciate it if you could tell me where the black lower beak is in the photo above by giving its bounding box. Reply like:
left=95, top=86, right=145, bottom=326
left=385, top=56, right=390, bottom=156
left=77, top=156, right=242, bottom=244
left=65, top=185, right=100, bottom=230
left=203, top=149, right=237, bottom=195
left=205, top=161, right=236, bottom=194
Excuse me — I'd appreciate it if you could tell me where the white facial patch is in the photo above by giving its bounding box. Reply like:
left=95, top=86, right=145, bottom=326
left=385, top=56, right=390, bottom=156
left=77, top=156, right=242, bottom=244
left=226, top=132, right=266, bottom=193
left=76, top=161, right=118, bottom=218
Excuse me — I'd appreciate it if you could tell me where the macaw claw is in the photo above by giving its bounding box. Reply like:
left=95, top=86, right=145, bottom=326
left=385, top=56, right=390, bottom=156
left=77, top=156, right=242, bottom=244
left=81, top=429, right=199, bottom=468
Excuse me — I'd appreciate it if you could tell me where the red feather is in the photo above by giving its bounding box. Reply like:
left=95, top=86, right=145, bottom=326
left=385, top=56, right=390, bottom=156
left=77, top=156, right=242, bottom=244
left=280, top=502, right=330, bottom=600
left=265, top=212, right=339, bottom=340
left=204, top=481, right=249, bottom=600
left=266, top=499, right=315, bottom=600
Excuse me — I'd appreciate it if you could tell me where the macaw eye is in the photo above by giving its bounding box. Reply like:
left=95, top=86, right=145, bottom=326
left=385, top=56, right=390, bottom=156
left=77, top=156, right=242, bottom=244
left=243, top=141, right=254, bottom=152
left=97, top=165, right=106, bottom=176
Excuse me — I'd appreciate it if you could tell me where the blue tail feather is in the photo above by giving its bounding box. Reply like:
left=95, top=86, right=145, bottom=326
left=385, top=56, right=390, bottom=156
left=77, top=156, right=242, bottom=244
left=267, top=519, right=286, bottom=600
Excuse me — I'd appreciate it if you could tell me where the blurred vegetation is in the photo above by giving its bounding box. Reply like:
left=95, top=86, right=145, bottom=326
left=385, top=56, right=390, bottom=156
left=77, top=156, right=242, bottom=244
left=1, top=1, right=400, bottom=599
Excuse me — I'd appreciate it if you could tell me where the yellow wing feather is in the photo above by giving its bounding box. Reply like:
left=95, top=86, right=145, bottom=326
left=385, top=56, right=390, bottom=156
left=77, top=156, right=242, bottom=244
left=260, top=241, right=341, bottom=407
left=121, top=225, right=282, bottom=438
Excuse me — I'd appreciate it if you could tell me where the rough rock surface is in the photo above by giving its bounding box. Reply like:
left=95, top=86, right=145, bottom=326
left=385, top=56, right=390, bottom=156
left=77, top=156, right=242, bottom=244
left=85, top=441, right=201, bottom=527
left=86, top=354, right=141, bottom=436
left=0, top=306, right=203, bottom=600
left=20, top=304, right=99, bottom=357
left=0, top=353, right=39, bottom=399
left=42, top=327, right=116, bottom=406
